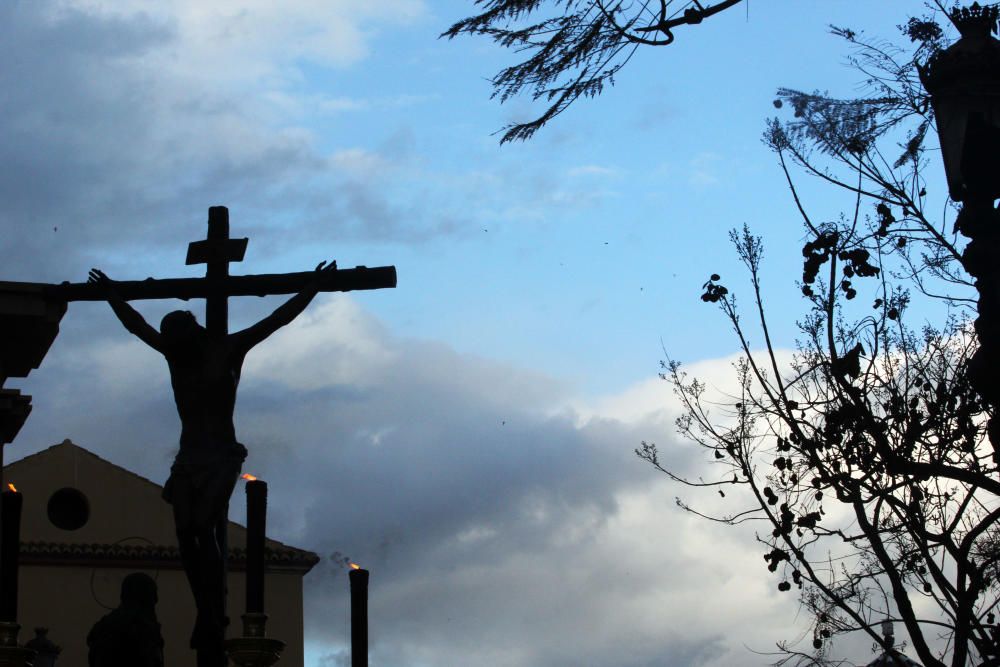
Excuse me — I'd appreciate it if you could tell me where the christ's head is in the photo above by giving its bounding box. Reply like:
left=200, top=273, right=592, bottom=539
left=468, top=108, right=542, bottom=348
left=160, top=310, right=204, bottom=350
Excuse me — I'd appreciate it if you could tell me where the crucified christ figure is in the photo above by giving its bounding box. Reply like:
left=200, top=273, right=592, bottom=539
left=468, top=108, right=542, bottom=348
left=88, top=260, right=336, bottom=666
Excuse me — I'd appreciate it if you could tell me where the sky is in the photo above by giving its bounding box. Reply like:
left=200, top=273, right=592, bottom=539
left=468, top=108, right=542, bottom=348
left=2, top=1, right=948, bottom=665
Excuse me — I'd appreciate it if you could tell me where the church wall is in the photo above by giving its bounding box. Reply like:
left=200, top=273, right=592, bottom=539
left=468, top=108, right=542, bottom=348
left=6, top=440, right=177, bottom=545
left=6, top=442, right=312, bottom=667
left=19, top=564, right=305, bottom=667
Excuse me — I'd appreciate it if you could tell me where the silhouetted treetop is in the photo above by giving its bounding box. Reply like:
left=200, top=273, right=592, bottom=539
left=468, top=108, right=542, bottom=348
left=642, top=8, right=1000, bottom=664
left=442, top=0, right=744, bottom=142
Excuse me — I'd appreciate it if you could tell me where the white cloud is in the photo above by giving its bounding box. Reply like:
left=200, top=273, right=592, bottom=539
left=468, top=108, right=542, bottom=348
left=243, top=297, right=396, bottom=391
left=688, top=151, right=723, bottom=188
left=329, top=148, right=393, bottom=179
left=57, top=0, right=427, bottom=84
left=574, top=375, right=673, bottom=426
left=567, top=164, right=620, bottom=178
left=317, top=96, right=370, bottom=113
left=316, top=93, right=436, bottom=115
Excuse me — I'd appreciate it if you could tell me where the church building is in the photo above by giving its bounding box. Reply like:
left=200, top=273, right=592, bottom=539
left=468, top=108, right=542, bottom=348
left=5, top=439, right=319, bottom=666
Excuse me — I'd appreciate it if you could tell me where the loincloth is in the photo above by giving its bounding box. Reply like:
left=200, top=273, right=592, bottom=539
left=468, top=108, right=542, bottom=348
left=162, top=440, right=247, bottom=507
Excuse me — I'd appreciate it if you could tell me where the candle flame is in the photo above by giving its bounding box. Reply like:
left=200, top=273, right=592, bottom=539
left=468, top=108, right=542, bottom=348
left=6, top=483, right=15, bottom=492
left=241, top=473, right=258, bottom=482
left=349, top=563, right=361, bottom=570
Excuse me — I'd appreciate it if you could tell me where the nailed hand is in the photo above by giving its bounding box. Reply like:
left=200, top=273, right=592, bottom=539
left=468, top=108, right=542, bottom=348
left=88, top=268, right=112, bottom=286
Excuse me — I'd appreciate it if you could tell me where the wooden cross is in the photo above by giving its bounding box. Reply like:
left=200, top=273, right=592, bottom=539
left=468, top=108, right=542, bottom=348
left=1, top=206, right=396, bottom=664
left=40, top=205, right=396, bottom=317
left=0, top=204, right=395, bottom=449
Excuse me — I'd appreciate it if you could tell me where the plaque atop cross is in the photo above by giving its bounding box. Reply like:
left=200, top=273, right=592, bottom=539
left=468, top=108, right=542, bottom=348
left=184, top=207, right=249, bottom=337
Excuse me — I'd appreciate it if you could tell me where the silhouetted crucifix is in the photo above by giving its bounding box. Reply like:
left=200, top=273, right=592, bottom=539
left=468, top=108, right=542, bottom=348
left=72, top=206, right=395, bottom=667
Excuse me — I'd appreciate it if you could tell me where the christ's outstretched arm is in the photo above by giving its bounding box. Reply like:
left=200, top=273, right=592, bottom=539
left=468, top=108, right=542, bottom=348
left=88, top=269, right=164, bottom=352
left=231, top=260, right=337, bottom=352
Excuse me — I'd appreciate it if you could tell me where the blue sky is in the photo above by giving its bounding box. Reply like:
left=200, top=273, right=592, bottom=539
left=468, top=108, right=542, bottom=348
left=256, top=0, right=934, bottom=394
left=2, top=1, right=949, bottom=665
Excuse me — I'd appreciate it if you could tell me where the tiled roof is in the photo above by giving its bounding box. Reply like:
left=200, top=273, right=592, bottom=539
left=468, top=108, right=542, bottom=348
left=21, top=540, right=319, bottom=573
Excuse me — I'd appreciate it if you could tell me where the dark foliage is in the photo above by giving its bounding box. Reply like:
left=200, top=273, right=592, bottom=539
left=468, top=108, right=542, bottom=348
left=640, top=11, right=1000, bottom=667
left=442, top=0, right=744, bottom=142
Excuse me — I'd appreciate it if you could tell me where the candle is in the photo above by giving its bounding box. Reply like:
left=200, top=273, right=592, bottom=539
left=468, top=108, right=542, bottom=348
left=349, top=564, right=369, bottom=667
left=1, top=486, right=23, bottom=622
left=244, top=475, right=267, bottom=614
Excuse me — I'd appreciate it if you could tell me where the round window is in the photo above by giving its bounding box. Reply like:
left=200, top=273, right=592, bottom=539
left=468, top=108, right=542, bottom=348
left=47, top=487, right=90, bottom=531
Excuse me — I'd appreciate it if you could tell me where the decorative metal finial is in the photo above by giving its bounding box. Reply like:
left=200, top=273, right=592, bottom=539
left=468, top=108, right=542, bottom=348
left=949, top=3, right=1000, bottom=38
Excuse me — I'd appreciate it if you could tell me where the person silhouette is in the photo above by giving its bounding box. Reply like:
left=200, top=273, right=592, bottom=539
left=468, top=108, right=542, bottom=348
left=87, top=573, right=164, bottom=667
left=88, top=261, right=335, bottom=665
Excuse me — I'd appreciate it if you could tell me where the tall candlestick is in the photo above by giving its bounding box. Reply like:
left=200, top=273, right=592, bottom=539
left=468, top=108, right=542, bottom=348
left=349, top=565, right=369, bottom=667
left=0, top=488, right=23, bottom=622
left=245, top=479, right=267, bottom=614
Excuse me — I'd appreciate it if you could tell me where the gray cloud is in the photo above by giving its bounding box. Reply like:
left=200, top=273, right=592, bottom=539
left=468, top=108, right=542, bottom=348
left=0, top=3, right=319, bottom=279
left=0, top=0, right=460, bottom=286
left=13, top=295, right=805, bottom=667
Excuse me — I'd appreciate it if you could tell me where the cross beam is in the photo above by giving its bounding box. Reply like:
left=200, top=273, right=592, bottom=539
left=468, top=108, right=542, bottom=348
left=27, top=205, right=396, bottom=308
left=39, top=267, right=396, bottom=301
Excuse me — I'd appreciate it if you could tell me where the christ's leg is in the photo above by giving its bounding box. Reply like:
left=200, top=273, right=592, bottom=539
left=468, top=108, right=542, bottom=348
left=190, top=459, right=241, bottom=665
left=191, top=520, right=226, bottom=667
left=166, top=467, right=206, bottom=639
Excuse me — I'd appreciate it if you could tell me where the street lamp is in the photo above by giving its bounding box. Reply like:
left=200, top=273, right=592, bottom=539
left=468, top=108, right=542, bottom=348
left=920, top=2, right=1000, bottom=203
left=920, top=2, right=1000, bottom=461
